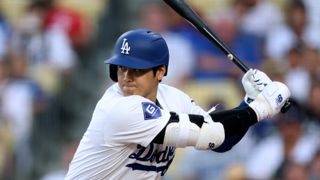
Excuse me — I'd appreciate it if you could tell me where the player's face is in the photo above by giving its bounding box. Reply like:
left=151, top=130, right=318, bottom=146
left=117, top=65, right=166, bottom=102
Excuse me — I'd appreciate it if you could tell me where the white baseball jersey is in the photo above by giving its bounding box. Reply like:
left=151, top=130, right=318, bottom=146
left=66, top=83, right=208, bottom=180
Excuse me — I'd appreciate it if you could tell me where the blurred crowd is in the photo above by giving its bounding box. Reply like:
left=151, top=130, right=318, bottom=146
left=0, top=0, right=103, bottom=179
left=0, top=0, right=320, bottom=179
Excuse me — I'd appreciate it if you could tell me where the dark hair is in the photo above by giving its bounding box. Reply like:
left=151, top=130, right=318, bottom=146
left=152, top=65, right=166, bottom=82
left=152, top=65, right=162, bottom=76
left=29, top=0, right=53, bottom=10
left=286, top=0, right=306, bottom=24
left=288, top=0, right=306, bottom=11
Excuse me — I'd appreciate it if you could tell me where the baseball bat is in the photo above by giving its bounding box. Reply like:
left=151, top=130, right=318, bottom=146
left=163, top=0, right=291, bottom=113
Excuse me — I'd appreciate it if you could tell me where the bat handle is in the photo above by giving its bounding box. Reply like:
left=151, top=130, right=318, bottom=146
left=281, top=98, right=291, bottom=113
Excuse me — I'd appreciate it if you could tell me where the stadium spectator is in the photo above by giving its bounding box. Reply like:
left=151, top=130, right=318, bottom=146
left=284, top=47, right=311, bottom=104
left=42, top=0, right=93, bottom=50
left=233, top=0, right=284, bottom=38
left=245, top=102, right=320, bottom=179
left=192, top=8, right=262, bottom=79
left=140, top=2, right=195, bottom=86
left=265, top=0, right=320, bottom=62
left=1, top=54, right=46, bottom=179
left=10, top=0, right=77, bottom=96
left=308, top=149, right=320, bottom=180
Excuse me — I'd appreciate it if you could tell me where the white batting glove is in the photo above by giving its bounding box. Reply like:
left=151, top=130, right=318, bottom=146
left=249, top=81, right=291, bottom=121
left=242, top=69, right=272, bottom=103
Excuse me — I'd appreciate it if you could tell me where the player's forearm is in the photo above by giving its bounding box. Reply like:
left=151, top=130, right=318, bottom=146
left=209, top=105, right=257, bottom=139
left=208, top=105, right=258, bottom=152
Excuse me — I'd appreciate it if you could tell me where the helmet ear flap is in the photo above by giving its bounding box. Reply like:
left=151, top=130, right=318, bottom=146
left=109, top=65, right=118, bottom=82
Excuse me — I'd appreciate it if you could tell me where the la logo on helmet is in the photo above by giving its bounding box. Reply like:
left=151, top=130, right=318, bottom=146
left=121, top=38, right=131, bottom=54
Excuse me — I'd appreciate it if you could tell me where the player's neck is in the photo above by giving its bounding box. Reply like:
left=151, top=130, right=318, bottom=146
left=145, top=89, right=158, bottom=103
left=147, top=95, right=157, bottom=103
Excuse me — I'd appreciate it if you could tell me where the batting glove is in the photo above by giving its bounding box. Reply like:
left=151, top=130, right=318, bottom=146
left=249, top=81, right=291, bottom=121
left=242, top=69, right=272, bottom=104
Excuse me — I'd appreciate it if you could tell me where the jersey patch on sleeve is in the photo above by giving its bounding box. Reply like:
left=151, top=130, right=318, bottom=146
left=142, top=102, right=162, bottom=120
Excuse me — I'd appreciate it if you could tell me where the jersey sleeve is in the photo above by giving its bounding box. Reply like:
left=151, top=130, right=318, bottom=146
left=105, top=95, right=171, bottom=147
left=182, top=94, right=208, bottom=116
left=164, top=85, right=208, bottom=116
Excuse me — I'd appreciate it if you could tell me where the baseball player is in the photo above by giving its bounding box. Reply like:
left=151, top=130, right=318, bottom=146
left=65, top=29, right=290, bottom=179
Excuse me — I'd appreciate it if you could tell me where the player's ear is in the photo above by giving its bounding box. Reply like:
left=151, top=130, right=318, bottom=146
left=157, top=65, right=166, bottom=81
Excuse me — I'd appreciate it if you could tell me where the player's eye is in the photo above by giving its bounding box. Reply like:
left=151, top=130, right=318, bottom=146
left=118, top=66, right=149, bottom=76
left=134, top=69, right=144, bottom=73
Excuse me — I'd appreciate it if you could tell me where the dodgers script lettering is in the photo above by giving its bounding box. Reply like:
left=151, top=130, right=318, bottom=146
left=126, top=143, right=175, bottom=176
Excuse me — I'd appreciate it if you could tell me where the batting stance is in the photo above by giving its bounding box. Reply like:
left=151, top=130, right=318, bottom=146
left=66, top=29, right=290, bottom=179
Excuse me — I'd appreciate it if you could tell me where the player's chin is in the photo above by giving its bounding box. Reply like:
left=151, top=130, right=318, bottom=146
left=122, top=87, right=138, bottom=96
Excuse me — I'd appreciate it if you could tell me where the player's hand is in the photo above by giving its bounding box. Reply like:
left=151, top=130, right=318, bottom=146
left=242, top=69, right=272, bottom=103
left=249, top=81, right=291, bottom=121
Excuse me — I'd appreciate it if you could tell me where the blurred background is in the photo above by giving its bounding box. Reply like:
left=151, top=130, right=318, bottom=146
left=0, top=0, right=319, bottom=179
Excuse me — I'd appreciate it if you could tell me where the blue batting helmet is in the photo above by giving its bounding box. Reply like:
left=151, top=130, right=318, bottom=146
left=104, top=28, right=169, bottom=82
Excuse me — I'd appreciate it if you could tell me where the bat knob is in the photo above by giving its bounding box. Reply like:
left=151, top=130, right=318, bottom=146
left=280, top=98, right=291, bottom=113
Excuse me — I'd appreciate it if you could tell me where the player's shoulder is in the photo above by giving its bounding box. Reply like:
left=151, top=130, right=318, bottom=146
left=159, top=83, right=184, bottom=94
left=100, top=83, right=128, bottom=101
left=107, top=92, right=151, bottom=111
left=158, top=83, right=191, bottom=100
left=116, top=95, right=149, bottom=105
left=106, top=95, right=155, bottom=124
left=104, top=86, right=146, bottom=104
